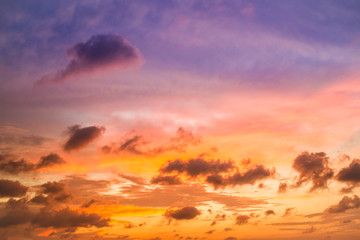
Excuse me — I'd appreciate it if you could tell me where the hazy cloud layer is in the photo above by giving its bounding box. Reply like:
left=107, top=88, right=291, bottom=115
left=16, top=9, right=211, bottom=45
left=0, top=179, right=28, bottom=198
left=64, top=125, right=105, bottom=152
left=0, top=153, right=64, bottom=174
left=36, top=34, right=143, bottom=85
left=292, top=152, right=334, bottom=192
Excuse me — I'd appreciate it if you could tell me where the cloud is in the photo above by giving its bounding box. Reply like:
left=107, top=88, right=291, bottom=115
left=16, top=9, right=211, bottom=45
left=0, top=198, right=33, bottom=228
left=152, top=158, right=275, bottom=188
left=337, top=159, right=360, bottom=192
left=0, top=153, right=64, bottom=174
left=36, top=34, right=143, bottom=85
left=325, top=195, right=360, bottom=213
left=30, top=181, right=72, bottom=205
left=31, top=207, right=110, bottom=228
left=36, top=153, right=65, bottom=169
left=235, top=215, right=249, bottom=225
left=151, top=175, right=183, bottom=185
left=283, top=207, right=295, bottom=217
left=160, top=158, right=235, bottom=177
left=63, top=125, right=105, bottom=152
left=277, top=182, right=287, bottom=193
left=292, top=152, right=334, bottom=192
left=165, top=206, right=200, bottom=220
left=0, top=198, right=109, bottom=230
left=81, top=199, right=96, bottom=208
left=265, top=210, right=276, bottom=216
left=118, top=174, right=145, bottom=185
left=0, top=179, right=28, bottom=198
left=102, top=127, right=200, bottom=156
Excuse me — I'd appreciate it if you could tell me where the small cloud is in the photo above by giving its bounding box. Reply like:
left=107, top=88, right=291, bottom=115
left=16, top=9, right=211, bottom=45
left=81, top=199, right=96, bottom=208
left=325, top=195, right=360, bottom=213
left=165, top=206, right=201, bottom=220
left=264, top=210, right=275, bottom=216
left=283, top=207, right=295, bottom=217
left=36, top=34, right=143, bottom=85
left=63, top=125, right=105, bottom=152
left=0, top=179, right=28, bottom=198
left=151, top=175, right=182, bottom=185
left=0, top=153, right=64, bottom=174
left=277, top=182, right=287, bottom=193
left=235, top=215, right=249, bottom=225
left=337, top=159, right=360, bottom=192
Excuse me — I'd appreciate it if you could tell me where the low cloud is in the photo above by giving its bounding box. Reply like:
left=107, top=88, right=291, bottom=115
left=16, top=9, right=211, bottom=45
left=292, top=152, right=334, bottom=192
left=152, top=157, right=275, bottom=188
left=325, top=195, right=360, bottom=213
left=165, top=206, right=200, bottom=220
left=0, top=153, right=64, bottom=174
left=36, top=34, right=143, bottom=85
left=31, top=207, right=110, bottom=228
left=151, top=175, right=182, bottom=185
left=235, top=215, right=249, bottom=225
left=102, top=127, right=200, bottom=156
left=277, top=182, right=288, bottom=193
left=0, top=179, right=28, bottom=198
left=0, top=197, right=109, bottom=229
left=265, top=210, right=276, bottom=216
left=30, top=181, right=72, bottom=205
left=64, top=125, right=105, bottom=152
left=337, top=159, right=360, bottom=192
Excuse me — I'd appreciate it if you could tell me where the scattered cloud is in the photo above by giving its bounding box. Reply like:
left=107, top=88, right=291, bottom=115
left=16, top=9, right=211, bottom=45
left=0, top=153, right=64, bottom=174
left=277, top=182, right=287, bottom=193
left=283, top=207, right=295, bottom=217
left=102, top=127, right=200, bottom=156
left=0, top=179, right=28, bottom=198
left=337, top=159, right=360, bottom=192
left=264, top=210, right=275, bottom=216
left=64, top=125, right=105, bottom=152
left=36, top=34, right=143, bottom=85
left=165, top=206, right=200, bottom=220
left=235, top=215, right=249, bottom=225
left=152, top=157, right=275, bottom=188
left=292, top=152, right=334, bottom=192
left=30, top=181, right=72, bottom=205
left=151, top=175, right=182, bottom=185
left=325, top=195, right=360, bottom=213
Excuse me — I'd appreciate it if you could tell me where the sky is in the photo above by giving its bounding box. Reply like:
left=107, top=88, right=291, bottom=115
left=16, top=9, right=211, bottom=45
left=1, top=0, right=360, bottom=239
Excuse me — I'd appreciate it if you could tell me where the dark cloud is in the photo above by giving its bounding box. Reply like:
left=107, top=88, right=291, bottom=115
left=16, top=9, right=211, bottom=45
left=36, top=34, right=143, bottom=85
left=224, top=237, right=237, bottom=240
left=325, top=195, right=360, bottom=213
left=30, top=181, right=72, bottom=205
left=102, top=127, right=200, bottom=156
left=64, top=125, right=105, bottom=152
left=152, top=158, right=275, bottom=188
left=160, top=158, right=235, bottom=177
left=337, top=159, right=360, bottom=192
left=235, top=215, right=249, bottom=225
left=277, top=182, right=287, bottom=193
left=0, top=153, right=64, bottom=174
left=0, top=179, right=28, bottom=198
left=151, top=175, right=182, bottom=185
left=265, top=210, right=276, bottom=216
left=165, top=207, right=200, bottom=220
left=292, top=152, right=334, bottom=192
left=0, top=197, right=109, bottom=229
left=32, top=207, right=109, bottom=228
left=0, top=198, right=33, bottom=228
left=36, top=153, right=65, bottom=169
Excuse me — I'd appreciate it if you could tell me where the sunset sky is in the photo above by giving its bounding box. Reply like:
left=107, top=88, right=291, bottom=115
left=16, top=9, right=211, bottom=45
left=1, top=1, right=360, bottom=239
